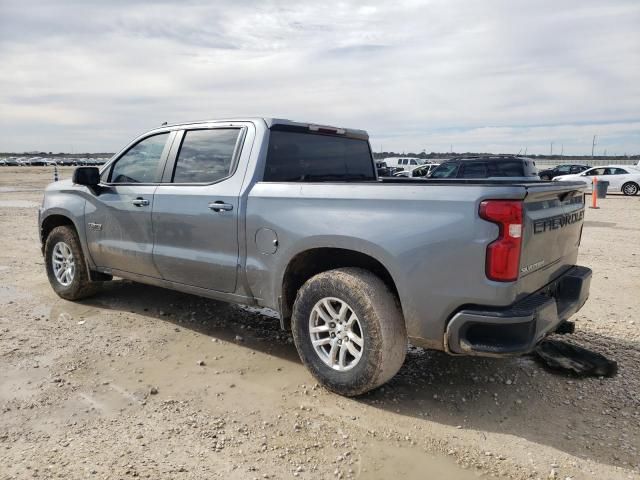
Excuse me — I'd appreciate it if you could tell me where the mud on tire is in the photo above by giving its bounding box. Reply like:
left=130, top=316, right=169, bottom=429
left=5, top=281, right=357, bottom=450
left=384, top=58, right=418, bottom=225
left=45, top=225, right=98, bottom=300
left=291, top=267, right=407, bottom=396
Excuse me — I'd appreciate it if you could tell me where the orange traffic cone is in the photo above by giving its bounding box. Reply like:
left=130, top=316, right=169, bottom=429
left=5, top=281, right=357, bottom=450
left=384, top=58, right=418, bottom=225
left=589, top=176, right=599, bottom=209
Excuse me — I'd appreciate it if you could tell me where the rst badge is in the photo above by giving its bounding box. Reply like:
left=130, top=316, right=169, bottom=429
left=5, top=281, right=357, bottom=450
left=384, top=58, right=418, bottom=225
left=87, top=222, right=102, bottom=231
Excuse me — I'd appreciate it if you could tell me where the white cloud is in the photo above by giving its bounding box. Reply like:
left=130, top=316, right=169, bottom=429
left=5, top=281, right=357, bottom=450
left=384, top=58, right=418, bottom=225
left=0, top=0, right=638, bottom=154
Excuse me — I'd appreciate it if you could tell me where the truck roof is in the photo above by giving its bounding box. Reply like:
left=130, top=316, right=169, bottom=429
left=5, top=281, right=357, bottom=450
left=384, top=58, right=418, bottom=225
left=160, top=117, right=369, bottom=139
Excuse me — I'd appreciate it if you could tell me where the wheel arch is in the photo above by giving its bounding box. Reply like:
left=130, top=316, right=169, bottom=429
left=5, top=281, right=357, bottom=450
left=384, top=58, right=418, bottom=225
left=279, top=247, right=402, bottom=330
left=40, top=210, right=98, bottom=277
left=40, top=213, right=77, bottom=253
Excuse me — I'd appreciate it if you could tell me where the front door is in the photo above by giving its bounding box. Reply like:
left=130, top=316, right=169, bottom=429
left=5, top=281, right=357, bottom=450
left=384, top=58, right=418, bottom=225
left=152, top=127, right=245, bottom=292
left=85, top=132, right=172, bottom=277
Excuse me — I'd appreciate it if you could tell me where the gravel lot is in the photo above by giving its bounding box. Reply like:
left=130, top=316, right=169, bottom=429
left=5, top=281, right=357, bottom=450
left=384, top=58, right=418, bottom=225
left=1, top=167, right=639, bottom=480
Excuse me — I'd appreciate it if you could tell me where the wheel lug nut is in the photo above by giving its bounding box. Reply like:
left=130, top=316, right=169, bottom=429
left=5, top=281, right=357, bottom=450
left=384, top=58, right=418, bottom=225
left=330, top=333, right=336, bottom=338
left=329, top=322, right=336, bottom=328
left=337, top=339, right=342, bottom=345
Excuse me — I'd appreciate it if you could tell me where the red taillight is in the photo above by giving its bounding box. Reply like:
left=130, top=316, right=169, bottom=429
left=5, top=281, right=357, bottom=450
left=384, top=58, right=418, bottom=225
left=479, top=200, right=523, bottom=282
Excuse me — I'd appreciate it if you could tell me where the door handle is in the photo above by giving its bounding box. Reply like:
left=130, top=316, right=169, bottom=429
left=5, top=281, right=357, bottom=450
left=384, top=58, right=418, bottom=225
left=208, top=201, right=233, bottom=212
left=132, top=198, right=150, bottom=207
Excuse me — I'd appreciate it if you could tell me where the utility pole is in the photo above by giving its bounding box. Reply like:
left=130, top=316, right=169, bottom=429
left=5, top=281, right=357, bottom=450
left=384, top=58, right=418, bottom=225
left=550, top=142, right=553, bottom=156
left=591, top=135, right=597, bottom=158
left=560, top=144, right=563, bottom=157
left=524, top=147, right=528, bottom=155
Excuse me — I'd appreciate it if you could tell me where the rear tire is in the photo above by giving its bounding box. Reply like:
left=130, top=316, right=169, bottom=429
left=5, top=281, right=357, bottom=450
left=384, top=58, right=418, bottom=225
left=291, top=267, right=407, bottom=396
left=45, top=226, right=97, bottom=300
left=622, top=182, right=639, bottom=196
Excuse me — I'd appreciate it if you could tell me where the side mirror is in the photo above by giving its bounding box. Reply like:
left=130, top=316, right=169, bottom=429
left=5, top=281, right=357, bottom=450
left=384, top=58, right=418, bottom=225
left=73, top=166, right=100, bottom=186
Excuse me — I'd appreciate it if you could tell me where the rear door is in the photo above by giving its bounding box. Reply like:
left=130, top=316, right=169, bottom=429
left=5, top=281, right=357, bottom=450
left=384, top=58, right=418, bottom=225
left=85, top=132, right=173, bottom=277
left=606, top=168, right=631, bottom=190
left=151, top=125, right=246, bottom=292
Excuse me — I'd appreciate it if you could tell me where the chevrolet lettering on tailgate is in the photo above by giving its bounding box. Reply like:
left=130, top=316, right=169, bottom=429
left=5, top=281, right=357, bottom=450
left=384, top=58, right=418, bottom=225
left=533, top=210, right=585, bottom=234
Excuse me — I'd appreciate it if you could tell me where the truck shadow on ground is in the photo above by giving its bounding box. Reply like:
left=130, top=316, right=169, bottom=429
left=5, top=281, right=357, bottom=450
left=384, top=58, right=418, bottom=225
left=79, top=279, right=639, bottom=472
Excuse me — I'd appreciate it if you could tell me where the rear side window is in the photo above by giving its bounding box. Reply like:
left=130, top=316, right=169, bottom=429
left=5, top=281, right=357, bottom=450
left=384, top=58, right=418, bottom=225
left=172, top=129, right=240, bottom=183
left=263, top=131, right=375, bottom=182
left=110, top=133, right=169, bottom=183
left=490, top=160, right=525, bottom=177
left=460, top=162, right=488, bottom=178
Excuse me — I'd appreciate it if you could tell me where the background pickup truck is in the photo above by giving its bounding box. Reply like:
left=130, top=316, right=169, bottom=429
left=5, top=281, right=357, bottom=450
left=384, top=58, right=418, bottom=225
left=39, top=118, right=592, bottom=396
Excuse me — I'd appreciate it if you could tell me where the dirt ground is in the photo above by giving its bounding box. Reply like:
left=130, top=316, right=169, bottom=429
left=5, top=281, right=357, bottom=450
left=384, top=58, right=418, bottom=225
left=1, top=167, right=639, bottom=480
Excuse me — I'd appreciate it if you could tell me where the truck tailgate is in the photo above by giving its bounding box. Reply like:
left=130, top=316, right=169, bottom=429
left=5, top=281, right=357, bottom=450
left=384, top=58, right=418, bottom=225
left=517, top=182, right=586, bottom=296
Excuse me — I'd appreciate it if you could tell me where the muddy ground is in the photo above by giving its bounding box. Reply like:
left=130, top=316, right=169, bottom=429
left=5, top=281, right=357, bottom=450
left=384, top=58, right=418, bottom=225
left=0, top=167, right=639, bottom=480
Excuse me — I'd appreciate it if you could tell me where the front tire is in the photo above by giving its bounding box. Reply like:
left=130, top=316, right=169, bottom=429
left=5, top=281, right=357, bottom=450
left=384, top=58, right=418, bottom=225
left=291, top=268, right=407, bottom=396
left=45, top=226, right=97, bottom=300
left=622, top=182, right=639, bottom=196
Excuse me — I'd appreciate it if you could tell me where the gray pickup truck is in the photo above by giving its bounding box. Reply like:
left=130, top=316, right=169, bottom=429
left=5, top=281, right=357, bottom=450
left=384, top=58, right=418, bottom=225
left=39, top=118, right=592, bottom=396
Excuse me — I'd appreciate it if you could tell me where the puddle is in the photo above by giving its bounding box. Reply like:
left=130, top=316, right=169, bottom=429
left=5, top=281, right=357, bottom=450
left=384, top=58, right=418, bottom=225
left=359, top=441, right=478, bottom=479
left=0, top=362, right=51, bottom=402
left=83, top=331, right=307, bottom=411
left=0, top=187, right=33, bottom=193
left=0, top=285, right=33, bottom=304
left=0, top=200, right=40, bottom=208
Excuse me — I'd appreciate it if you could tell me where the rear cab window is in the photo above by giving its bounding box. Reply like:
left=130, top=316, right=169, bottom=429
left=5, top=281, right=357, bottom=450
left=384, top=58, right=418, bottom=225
left=263, top=129, right=375, bottom=182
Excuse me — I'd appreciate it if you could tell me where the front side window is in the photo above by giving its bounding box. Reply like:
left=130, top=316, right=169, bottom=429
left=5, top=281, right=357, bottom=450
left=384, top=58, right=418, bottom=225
left=410, top=160, right=417, bottom=165
left=110, top=133, right=169, bottom=183
left=584, top=168, right=606, bottom=176
left=172, top=129, right=240, bottom=183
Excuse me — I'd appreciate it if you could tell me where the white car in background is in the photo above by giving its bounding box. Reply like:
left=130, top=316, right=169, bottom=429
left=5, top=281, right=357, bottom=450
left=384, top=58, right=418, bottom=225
left=553, top=165, right=640, bottom=196
left=392, top=163, right=441, bottom=178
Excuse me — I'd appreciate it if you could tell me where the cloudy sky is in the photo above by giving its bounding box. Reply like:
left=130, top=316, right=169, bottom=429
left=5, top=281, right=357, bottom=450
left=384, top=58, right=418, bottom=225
left=1, top=0, right=639, bottom=155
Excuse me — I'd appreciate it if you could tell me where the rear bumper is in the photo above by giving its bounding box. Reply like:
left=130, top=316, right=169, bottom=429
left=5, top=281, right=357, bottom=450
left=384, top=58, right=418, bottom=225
left=445, top=265, right=591, bottom=356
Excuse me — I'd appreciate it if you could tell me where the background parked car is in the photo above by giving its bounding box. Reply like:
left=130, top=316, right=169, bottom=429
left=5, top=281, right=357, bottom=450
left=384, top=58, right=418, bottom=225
left=393, top=163, right=441, bottom=178
left=384, top=157, right=427, bottom=171
left=428, top=156, right=539, bottom=180
left=375, top=161, right=401, bottom=177
left=553, top=165, right=640, bottom=196
left=538, top=164, right=589, bottom=180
